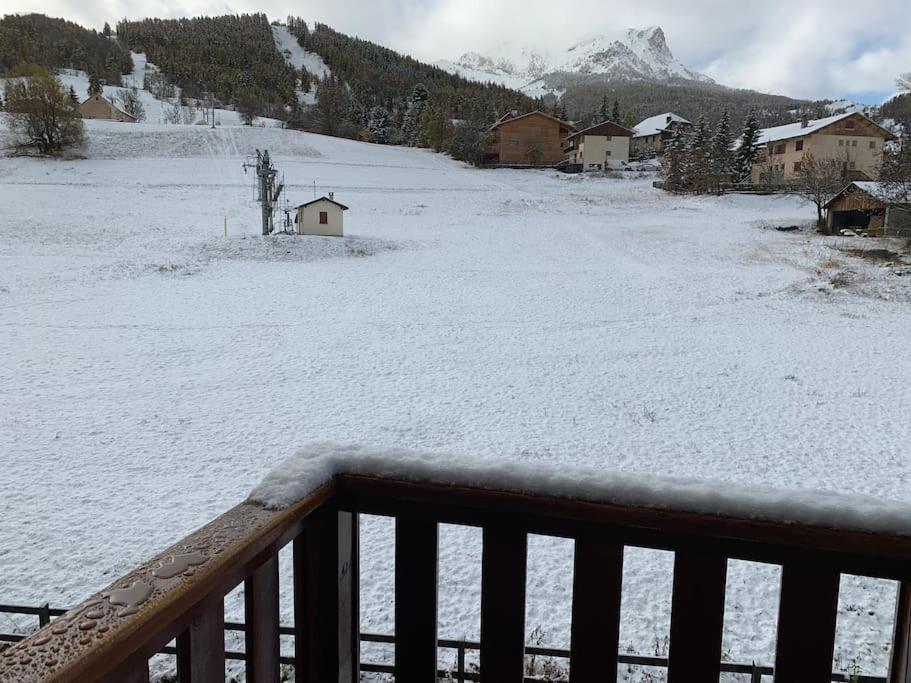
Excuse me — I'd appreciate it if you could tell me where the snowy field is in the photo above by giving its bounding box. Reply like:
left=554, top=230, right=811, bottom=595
left=2, top=117, right=911, bottom=680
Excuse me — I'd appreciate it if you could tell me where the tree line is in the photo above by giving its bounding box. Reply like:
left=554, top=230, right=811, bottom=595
left=0, top=13, right=132, bottom=85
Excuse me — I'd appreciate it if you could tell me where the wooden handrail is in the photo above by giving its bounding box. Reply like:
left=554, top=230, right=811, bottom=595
left=1, top=469, right=910, bottom=683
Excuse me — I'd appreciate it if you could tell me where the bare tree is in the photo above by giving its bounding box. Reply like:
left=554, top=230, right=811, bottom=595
left=793, top=152, right=847, bottom=229
left=3, top=64, right=85, bottom=154
left=118, top=87, right=146, bottom=122
left=162, top=99, right=181, bottom=124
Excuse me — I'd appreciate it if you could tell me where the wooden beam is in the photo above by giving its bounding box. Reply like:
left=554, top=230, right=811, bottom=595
left=295, top=506, right=359, bottom=683
left=244, top=554, right=280, bottom=683
left=889, top=581, right=911, bottom=683
left=569, top=537, right=623, bottom=682
left=667, top=550, right=727, bottom=683
left=394, top=516, right=439, bottom=683
left=774, top=563, right=840, bottom=683
left=480, top=525, right=527, bottom=682
left=176, top=601, right=225, bottom=683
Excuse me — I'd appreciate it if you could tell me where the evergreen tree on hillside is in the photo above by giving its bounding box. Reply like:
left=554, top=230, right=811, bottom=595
left=401, top=83, right=429, bottom=146
left=611, top=99, right=621, bottom=124
left=735, top=110, right=761, bottom=182
left=315, top=76, right=351, bottom=136
left=710, top=107, right=733, bottom=192
left=367, top=105, right=391, bottom=144
left=662, top=127, right=687, bottom=192
left=87, top=74, right=103, bottom=97
left=599, top=95, right=609, bottom=122
left=103, top=22, right=111, bottom=37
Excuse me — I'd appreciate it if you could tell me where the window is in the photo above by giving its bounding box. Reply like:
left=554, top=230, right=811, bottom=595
left=849, top=161, right=856, bottom=169
left=852, top=140, right=858, bottom=147
left=838, top=139, right=845, bottom=146
left=793, top=161, right=801, bottom=171
left=319, top=211, right=328, bottom=224
left=605, top=135, right=612, bottom=141
left=774, top=144, right=786, bottom=154
left=605, top=150, right=612, bottom=156
left=869, top=141, right=877, bottom=149
left=795, top=140, right=804, bottom=151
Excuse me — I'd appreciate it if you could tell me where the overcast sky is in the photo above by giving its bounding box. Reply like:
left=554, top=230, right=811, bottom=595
left=9, top=0, right=910, bottom=102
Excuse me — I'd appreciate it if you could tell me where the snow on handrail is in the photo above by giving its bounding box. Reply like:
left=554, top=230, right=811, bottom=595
left=249, top=441, right=911, bottom=537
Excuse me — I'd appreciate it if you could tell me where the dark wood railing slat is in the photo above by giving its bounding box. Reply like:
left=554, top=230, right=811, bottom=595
left=666, top=550, right=728, bottom=683
left=889, top=581, right=911, bottom=683
left=244, top=554, right=280, bottom=683
left=394, top=516, right=439, bottom=683
left=177, top=600, right=226, bottom=683
left=774, top=563, right=841, bottom=683
left=480, top=525, right=527, bottom=682
left=569, top=537, right=623, bottom=682
left=294, top=506, right=360, bottom=683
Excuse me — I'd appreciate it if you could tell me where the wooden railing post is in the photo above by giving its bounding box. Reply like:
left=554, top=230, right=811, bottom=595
left=480, top=524, right=527, bottom=682
left=36, top=603, right=50, bottom=628
left=889, top=581, right=911, bottom=683
left=294, top=505, right=359, bottom=683
left=569, top=537, right=623, bottom=682
left=244, top=554, right=280, bottom=683
left=176, top=600, right=225, bottom=683
left=666, top=550, right=728, bottom=683
left=773, top=562, right=840, bottom=683
left=394, top=516, right=439, bottom=683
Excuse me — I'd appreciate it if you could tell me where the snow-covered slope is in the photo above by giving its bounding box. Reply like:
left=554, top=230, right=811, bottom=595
left=435, top=25, right=713, bottom=94
left=271, top=24, right=330, bottom=106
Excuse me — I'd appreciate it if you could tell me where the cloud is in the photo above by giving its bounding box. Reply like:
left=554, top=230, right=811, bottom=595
left=4, top=0, right=908, bottom=100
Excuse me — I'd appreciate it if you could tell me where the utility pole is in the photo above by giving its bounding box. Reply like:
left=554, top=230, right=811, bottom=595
left=242, top=149, right=283, bottom=236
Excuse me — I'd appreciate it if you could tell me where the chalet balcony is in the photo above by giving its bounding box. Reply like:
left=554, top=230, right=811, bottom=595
left=2, top=445, right=911, bottom=682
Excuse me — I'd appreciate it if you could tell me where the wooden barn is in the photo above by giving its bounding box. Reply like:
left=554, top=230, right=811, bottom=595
left=824, top=182, right=911, bottom=235
left=295, top=194, right=348, bottom=236
left=484, top=111, right=573, bottom=167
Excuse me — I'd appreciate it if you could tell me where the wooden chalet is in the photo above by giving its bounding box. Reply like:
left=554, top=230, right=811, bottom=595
left=824, top=181, right=911, bottom=235
left=484, top=111, right=574, bottom=167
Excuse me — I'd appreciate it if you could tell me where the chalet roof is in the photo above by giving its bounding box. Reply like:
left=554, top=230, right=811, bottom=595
left=632, top=112, right=690, bottom=138
left=489, top=110, right=574, bottom=132
left=566, top=120, right=634, bottom=140
left=756, top=112, right=897, bottom=146
left=296, top=196, right=349, bottom=210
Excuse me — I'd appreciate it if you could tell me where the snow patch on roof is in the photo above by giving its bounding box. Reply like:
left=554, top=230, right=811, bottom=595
left=754, top=112, right=872, bottom=146
left=632, top=112, right=690, bottom=138
left=249, top=442, right=911, bottom=536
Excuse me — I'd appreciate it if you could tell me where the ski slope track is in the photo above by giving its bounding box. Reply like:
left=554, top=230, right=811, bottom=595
left=1, top=117, right=911, bottom=681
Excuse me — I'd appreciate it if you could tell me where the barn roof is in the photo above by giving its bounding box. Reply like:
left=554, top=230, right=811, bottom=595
left=824, top=181, right=908, bottom=208
left=756, top=112, right=896, bottom=146
left=296, top=196, right=349, bottom=210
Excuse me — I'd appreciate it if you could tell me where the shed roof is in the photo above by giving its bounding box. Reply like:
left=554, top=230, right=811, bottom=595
left=296, top=196, right=349, bottom=210
left=632, top=112, right=690, bottom=138
left=823, top=181, right=908, bottom=208
left=756, top=112, right=896, bottom=146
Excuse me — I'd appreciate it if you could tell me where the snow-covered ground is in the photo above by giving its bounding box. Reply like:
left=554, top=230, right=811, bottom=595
left=2, top=119, right=911, bottom=681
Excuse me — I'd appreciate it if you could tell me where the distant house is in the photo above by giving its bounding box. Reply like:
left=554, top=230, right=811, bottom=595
left=750, top=112, right=896, bottom=185
left=563, top=121, right=635, bottom=170
left=824, top=181, right=911, bottom=236
left=630, top=113, right=691, bottom=157
left=295, top=194, right=348, bottom=236
left=484, top=111, right=574, bottom=167
left=79, top=94, right=136, bottom=123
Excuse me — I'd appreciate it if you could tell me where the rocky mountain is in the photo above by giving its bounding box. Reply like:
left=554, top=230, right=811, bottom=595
left=434, top=26, right=713, bottom=95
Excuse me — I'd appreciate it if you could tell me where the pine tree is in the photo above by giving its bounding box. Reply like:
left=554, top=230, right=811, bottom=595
left=87, top=74, right=103, bottom=97
left=367, top=105, right=391, bottom=144
left=662, top=127, right=687, bottom=192
left=69, top=85, right=79, bottom=106
left=401, top=83, right=430, bottom=146
left=599, top=95, right=609, bottom=123
left=709, top=108, right=733, bottom=193
left=686, top=116, right=710, bottom=193
left=611, top=99, right=620, bottom=124
left=734, top=110, right=761, bottom=183
left=103, top=22, right=112, bottom=37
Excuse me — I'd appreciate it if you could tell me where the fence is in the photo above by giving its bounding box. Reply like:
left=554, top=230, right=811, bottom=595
left=1, top=468, right=910, bottom=682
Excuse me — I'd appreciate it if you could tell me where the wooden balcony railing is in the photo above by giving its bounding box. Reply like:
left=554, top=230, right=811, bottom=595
left=2, top=457, right=911, bottom=683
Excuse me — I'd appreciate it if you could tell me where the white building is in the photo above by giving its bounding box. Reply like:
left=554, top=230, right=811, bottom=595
left=563, top=121, right=634, bottom=170
left=296, top=195, right=348, bottom=237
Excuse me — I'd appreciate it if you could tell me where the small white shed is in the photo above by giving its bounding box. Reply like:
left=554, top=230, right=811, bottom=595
left=295, top=195, right=348, bottom=236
